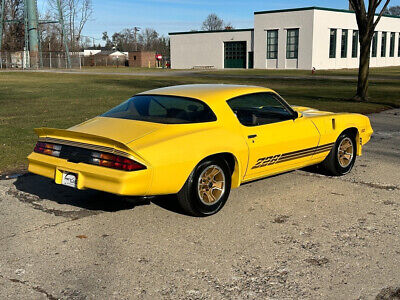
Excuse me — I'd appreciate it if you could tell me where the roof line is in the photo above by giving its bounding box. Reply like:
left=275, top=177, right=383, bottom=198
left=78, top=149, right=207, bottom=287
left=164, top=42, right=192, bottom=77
left=169, top=28, right=254, bottom=36
left=254, top=6, right=400, bottom=19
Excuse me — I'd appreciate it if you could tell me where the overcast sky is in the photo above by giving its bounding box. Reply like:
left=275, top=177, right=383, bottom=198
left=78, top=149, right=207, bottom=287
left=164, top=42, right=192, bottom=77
left=37, top=0, right=400, bottom=43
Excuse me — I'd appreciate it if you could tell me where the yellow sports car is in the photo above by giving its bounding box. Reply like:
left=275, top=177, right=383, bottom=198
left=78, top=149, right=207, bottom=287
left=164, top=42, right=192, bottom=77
left=28, top=84, right=373, bottom=216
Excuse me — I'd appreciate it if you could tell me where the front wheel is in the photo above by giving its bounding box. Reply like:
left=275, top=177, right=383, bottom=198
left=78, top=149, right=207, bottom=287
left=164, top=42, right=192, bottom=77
left=321, top=132, right=356, bottom=176
left=177, top=158, right=231, bottom=217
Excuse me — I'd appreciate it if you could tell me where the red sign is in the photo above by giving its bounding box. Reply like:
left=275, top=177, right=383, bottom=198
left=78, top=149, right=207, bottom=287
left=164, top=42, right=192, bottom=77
left=156, top=54, right=162, bottom=60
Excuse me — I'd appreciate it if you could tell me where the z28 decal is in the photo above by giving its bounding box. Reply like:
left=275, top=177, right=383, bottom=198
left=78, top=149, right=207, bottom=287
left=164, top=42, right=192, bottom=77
left=252, top=155, right=282, bottom=169
left=251, top=143, right=334, bottom=169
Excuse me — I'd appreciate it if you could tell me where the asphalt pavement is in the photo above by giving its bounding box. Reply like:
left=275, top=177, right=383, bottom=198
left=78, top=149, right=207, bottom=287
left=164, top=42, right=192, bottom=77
left=0, top=109, right=399, bottom=299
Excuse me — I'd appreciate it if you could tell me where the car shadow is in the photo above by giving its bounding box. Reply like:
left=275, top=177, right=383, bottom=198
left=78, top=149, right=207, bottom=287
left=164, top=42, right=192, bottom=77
left=13, top=173, right=188, bottom=215
left=13, top=174, right=143, bottom=212
left=150, top=195, right=189, bottom=216
left=300, top=164, right=331, bottom=176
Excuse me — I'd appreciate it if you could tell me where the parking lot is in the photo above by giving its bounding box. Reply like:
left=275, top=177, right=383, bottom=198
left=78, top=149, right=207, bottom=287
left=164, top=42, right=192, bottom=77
left=0, top=108, right=399, bottom=299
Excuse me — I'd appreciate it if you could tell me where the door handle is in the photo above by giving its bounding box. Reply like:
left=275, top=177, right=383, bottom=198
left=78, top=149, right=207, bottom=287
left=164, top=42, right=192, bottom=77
left=248, top=134, right=257, bottom=139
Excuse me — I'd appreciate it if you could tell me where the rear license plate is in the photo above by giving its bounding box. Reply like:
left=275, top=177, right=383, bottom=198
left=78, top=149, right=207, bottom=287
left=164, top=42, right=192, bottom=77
left=61, top=171, right=78, bottom=188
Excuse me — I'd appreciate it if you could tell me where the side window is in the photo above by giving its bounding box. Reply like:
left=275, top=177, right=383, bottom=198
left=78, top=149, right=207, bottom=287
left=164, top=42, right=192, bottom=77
left=148, top=99, right=167, bottom=116
left=227, top=93, right=294, bottom=127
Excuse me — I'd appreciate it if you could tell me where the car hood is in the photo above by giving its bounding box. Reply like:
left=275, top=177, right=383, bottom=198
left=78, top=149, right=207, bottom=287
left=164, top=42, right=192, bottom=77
left=292, top=106, right=334, bottom=117
left=68, top=117, right=164, bottom=144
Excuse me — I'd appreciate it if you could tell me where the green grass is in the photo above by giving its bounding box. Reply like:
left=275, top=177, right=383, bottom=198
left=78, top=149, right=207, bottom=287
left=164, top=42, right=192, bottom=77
left=0, top=70, right=399, bottom=173
left=205, top=66, right=400, bottom=78
left=78, top=66, right=175, bottom=73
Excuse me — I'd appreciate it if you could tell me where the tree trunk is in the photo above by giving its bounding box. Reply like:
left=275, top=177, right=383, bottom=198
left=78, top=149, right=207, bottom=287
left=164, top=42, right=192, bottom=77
left=354, top=39, right=371, bottom=101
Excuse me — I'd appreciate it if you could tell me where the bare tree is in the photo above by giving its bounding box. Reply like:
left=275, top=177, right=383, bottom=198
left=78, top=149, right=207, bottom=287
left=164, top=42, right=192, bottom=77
left=201, top=13, right=224, bottom=31
left=224, top=22, right=235, bottom=30
left=48, top=0, right=93, bottom=50
left=384, top=5, right=400, bottom=15
left=105, top=27, right=169, bottom=55
left=138, top=28, right=159, bottom=50
left=349, top=0, right=391, bottom=101
left=1, top=0, right=24, bottom=50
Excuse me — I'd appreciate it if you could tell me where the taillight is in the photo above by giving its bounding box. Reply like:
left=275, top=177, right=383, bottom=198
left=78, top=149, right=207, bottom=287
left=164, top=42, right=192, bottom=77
left=91, top=152, right=145, bottom=171
left=34, top=142, right=61, bottom=157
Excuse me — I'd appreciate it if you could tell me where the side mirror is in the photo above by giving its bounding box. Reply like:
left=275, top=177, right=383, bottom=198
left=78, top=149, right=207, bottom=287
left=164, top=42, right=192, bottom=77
left=293, top=111, right=301, bottom=119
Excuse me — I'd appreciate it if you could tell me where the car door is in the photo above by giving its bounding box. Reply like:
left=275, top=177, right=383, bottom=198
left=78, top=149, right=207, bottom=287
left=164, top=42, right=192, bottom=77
left=227, top=92, right=320, bottom=181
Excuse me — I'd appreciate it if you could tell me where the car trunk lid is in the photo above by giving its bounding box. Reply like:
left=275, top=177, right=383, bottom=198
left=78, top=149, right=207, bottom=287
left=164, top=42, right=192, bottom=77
left=67, top=116, right=164, bottom=144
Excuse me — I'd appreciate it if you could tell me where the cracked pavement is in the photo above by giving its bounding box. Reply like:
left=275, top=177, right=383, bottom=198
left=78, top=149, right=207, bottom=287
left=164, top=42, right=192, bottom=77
left=0, top=109, right=399, bottom=299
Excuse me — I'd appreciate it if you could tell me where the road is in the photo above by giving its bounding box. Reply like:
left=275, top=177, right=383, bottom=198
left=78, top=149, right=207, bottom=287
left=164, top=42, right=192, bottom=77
left=0, top=109, right=399, bottom=299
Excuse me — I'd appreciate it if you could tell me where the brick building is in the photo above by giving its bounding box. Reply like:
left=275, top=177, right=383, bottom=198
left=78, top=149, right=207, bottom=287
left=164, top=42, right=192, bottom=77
left=128, top=51, right=156, bottom=67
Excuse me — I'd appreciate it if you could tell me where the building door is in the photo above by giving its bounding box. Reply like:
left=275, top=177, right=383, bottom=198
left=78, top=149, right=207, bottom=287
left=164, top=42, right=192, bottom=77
left=224, top=41, right=246, bottom=68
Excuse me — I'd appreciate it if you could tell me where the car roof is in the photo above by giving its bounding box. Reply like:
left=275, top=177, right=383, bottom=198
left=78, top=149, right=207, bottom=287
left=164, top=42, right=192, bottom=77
left=138, top=84, right=275, bottom=104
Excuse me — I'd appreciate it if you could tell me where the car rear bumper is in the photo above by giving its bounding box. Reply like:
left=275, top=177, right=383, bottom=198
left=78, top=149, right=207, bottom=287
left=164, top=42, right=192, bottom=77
left=27, top=152, right=152, bottom=196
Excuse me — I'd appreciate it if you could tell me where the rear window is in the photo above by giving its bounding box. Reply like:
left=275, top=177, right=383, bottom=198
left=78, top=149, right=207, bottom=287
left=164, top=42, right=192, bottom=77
left=102, top=95, right=217, bottom=124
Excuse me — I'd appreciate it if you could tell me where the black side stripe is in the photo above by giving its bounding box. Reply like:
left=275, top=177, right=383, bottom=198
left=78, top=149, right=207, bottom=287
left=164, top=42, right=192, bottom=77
left=251, top=142, right=334, bottom=169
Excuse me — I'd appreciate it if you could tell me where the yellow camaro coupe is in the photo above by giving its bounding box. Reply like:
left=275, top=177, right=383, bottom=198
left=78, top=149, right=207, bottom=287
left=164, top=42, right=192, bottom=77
left=28, top=84, right=373, bottom=216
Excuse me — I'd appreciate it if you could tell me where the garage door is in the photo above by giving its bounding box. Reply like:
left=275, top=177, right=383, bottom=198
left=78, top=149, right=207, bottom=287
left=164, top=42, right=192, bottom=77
left=224, top=41, right=246, bottom=68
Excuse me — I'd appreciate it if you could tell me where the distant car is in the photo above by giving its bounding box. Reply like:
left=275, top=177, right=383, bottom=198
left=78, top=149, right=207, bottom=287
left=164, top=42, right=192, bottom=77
left=28, top=84, right=373, bottom=216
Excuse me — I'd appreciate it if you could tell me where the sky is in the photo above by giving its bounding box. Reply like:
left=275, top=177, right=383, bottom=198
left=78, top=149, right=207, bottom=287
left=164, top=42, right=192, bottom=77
left=37, top=0, right=400, bottom=44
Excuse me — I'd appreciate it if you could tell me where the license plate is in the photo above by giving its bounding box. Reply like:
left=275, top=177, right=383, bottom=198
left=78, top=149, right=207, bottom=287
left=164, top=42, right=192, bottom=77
left=61, top=171, right=78, bottom=188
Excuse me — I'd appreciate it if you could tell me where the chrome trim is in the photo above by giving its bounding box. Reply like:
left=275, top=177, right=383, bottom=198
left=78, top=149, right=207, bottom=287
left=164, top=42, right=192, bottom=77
left=38, top=137, right=133, bottom=159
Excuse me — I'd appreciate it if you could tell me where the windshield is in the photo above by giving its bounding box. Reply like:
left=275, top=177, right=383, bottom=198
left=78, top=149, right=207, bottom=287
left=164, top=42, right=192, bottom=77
left=102, top=95, right=217, bottom=124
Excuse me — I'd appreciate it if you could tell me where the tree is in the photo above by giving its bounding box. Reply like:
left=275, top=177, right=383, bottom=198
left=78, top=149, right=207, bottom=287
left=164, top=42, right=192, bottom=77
left=349, top=0, right=391, bottom=101
left=104, top=27, right=169, bottom=56
left=1, top=0, right=24, bottom=50
left=138, top=28, right=159, bottom=50
left=201, top=13, right=224, bottom=31
left=383, top=5, right=400, bottom=15
left=48, top=0, right=93, bottom=50
left=102, top=31, right=113, bottom=49
left=224, top=22, right=235, bottom=30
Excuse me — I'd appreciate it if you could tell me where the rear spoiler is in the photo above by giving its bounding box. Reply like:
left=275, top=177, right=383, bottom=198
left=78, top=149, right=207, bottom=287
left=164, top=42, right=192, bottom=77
left=34, top=127, right=133, bottom=154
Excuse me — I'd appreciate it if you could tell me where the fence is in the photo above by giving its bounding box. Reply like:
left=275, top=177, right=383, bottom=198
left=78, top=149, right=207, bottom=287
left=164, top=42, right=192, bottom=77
left=0, top=51, right=82, bottom=69
left=81, top=55, right=128, bottom=67
left=0, top=51, right=168, bottom=69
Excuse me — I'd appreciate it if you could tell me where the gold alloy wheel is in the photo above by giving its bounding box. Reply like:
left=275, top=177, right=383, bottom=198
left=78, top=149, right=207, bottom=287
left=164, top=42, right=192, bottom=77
left=337, top=137, right=354, bottom=168
left=197, top=165, right=225, bottom=206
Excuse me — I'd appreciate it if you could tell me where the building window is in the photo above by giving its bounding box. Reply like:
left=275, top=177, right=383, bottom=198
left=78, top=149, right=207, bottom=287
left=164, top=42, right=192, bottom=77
left=286, top=29, right=299, bottom=59
left=372, top=32, right=378, bottom=57
left=352, top=30, right=358, bottom=58
left=381, top=32, right=387, bottom=57
left=390, top=32, right=395, bottom=57
left=329, top=29, right=337, bottom=58
left=267, top=30, right=278, bottom=59
left=398, top=34, right=400, bottom=57
left=341, top=29, right=348, bottom=58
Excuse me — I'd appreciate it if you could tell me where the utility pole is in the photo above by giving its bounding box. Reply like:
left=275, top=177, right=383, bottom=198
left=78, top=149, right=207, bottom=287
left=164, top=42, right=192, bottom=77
left=25, top=0, right=39, bottom=68
left=133, top=26, right=140, bottom=51
left=49, top=41, right=51, bottom=68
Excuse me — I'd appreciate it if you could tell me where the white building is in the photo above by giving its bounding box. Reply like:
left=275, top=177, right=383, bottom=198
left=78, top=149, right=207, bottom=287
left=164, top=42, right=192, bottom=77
left=83, top=49, right=102, bottom=56
left=170, top=6, right=400, bottom=70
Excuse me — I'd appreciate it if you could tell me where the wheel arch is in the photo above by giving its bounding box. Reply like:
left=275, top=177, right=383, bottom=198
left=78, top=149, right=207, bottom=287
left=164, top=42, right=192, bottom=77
left=340, top=127, right=361, bottom=155
left=198, top=152, right=242, bottom=189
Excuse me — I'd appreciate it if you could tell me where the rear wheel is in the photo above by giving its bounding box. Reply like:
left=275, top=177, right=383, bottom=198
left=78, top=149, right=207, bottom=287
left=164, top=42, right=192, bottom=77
left=177, top=158, right=231, bottom=217
left=322, top=132, right=356, bottom=176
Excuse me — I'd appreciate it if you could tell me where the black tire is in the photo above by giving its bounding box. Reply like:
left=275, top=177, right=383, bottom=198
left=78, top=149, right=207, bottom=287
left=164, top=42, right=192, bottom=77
left=322, top=132, right=357, bottom=176
left=177, top=158, right=231, bottom=217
